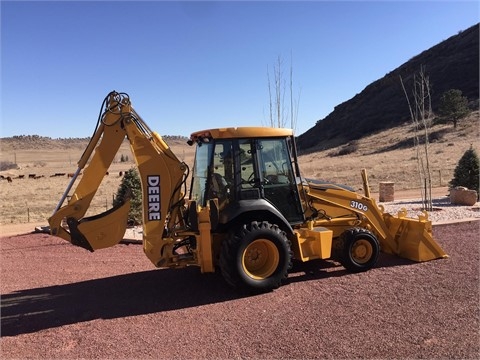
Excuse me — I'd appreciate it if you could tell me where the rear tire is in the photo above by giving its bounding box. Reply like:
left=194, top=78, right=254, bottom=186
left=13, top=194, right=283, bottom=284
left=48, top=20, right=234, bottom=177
left=220, top=221, right=292, bottom=292
left=335, top=228, right=379, bottom=272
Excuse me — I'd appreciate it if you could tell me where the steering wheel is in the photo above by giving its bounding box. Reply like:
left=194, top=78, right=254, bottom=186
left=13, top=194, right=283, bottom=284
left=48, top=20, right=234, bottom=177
left=247, top=172, right=272, bottom=186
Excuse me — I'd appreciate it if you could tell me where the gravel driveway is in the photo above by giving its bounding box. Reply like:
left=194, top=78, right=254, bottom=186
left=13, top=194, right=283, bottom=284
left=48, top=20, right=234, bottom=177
left=1, top=220, right=479, bottom=359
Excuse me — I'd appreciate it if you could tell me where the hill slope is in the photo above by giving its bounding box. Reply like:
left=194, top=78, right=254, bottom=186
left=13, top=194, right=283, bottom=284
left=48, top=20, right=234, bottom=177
left=297, top=23, right=479, bottom=152
left=0, top=135, right=188, bottom=151
left=297, top=111, right=479, bottom=193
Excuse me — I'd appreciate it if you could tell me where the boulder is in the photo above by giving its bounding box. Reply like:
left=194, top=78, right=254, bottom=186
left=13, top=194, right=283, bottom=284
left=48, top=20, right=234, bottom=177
left=450, top=187, right=478, bottom=206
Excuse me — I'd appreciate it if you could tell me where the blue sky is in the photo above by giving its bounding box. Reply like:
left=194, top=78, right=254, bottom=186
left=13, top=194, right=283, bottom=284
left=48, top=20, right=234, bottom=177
left=1, top=0, right=478, bottom=138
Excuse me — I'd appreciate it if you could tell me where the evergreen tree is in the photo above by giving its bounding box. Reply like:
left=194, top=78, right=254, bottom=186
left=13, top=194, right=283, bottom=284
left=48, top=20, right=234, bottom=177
left=450, top=146, right=479, bottom=199
left=438, top=89, right=469, bottom=129
left=113, top=168, right=143, bottom=225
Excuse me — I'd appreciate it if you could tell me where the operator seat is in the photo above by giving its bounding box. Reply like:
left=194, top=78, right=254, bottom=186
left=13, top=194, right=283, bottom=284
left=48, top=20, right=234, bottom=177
left=209, top=173, right=230, bottom=209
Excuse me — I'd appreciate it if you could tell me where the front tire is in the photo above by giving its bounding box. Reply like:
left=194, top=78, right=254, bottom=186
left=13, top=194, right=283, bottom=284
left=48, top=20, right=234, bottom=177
left=220, top=221, right=292, bottom=292
left=334, top=228, right=380, bottom=272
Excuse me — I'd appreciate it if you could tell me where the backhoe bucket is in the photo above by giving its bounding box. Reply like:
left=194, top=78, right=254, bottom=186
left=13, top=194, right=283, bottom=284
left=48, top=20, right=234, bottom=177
left=382, top=210, right=448, bottom=262
left=50, top=199, right=131, bottom=252
left=75, top=199, right=131, bottom=250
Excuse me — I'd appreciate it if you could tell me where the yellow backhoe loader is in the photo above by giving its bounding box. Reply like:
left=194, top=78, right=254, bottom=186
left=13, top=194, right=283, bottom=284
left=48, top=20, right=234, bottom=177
left=49, top=91, right=447, bottom=292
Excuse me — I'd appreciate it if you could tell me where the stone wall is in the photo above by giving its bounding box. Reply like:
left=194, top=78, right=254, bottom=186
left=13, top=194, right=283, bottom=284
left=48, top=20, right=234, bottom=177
left=379, top=182, right=395, bottom=202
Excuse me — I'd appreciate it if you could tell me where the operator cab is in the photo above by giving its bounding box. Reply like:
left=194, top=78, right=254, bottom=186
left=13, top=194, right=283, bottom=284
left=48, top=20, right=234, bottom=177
left=189, top=127, right=305, bottom=225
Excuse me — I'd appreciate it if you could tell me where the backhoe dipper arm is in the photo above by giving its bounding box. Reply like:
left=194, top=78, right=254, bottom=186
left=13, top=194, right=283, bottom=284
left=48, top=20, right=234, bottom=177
left=48, top=91, right=188, bottom=259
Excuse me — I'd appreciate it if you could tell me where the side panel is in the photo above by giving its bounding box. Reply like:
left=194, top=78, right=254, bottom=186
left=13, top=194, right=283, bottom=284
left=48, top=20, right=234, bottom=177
left=292, top=226, right=333, bottom=262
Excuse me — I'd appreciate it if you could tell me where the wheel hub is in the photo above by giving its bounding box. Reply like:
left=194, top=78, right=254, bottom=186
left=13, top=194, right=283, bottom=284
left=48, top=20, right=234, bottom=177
left=351, top=239, right=373, bottom=264
left=242, top=239, right=279, bottom=279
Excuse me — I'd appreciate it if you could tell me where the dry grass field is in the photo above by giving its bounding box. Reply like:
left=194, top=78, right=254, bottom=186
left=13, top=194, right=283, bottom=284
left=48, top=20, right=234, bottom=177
left=298, top=112, right=479, bottom=192
left=0, top=112, right=478, bottom=225
left=0, top=140, right=195, bottom=225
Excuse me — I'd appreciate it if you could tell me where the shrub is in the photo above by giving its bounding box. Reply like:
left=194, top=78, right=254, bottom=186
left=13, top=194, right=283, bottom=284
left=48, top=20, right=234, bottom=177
left=0, top=161, right=18, bottom=171
left=113, top=168, right=143, bottom=225
left=449, top=146, right=479, bottom=199
left=329, top=141, right=359, bottom=157
left=34, top=161, right=47, bottom=167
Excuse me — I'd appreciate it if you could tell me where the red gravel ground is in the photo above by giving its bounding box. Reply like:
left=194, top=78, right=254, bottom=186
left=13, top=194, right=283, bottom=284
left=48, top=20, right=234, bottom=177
left=1, top=221, right=479, bottom=359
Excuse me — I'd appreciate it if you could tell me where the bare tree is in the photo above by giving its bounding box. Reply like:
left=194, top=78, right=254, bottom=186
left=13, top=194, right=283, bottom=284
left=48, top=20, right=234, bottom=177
left=289, top=51, right=301, bottom=132
left=266, top=54, right=300, bottom=132
left=267, top=67, right=274, bottom=128
left=400, top=66, right=433, bottom=211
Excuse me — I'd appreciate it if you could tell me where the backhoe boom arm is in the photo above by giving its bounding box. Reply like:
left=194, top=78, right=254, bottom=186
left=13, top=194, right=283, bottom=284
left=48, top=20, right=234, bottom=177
left=49, top=91, right=188, bottom=262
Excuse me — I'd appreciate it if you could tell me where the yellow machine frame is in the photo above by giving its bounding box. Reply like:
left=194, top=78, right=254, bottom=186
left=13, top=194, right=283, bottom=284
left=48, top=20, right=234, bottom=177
left=49, top=91, right=447, bottom=293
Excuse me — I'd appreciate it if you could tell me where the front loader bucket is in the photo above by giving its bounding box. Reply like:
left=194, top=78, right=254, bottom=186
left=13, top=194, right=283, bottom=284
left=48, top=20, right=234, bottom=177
left=382, top=210, right=448, bottom=262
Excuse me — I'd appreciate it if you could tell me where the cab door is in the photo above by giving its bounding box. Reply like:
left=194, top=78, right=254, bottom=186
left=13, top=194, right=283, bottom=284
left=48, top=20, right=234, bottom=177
left=256, top=138, right=304, bottom=224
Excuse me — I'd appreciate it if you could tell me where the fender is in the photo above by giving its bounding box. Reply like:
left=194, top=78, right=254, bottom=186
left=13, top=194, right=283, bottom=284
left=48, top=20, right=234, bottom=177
left=217, top=198, right=295, bottom=237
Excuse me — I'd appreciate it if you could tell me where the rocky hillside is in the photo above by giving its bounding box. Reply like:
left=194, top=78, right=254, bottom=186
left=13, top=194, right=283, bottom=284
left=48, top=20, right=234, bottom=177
left=297, top=23, right=479, bottom=153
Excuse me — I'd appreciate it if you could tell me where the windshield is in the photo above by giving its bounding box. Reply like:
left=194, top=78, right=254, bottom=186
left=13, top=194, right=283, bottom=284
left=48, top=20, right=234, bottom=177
left=190, top=142, right=213, bottom=206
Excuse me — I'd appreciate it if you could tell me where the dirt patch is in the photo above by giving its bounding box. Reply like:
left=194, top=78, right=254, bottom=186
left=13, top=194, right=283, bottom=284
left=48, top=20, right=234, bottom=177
left=1, top=221, right=479, bottom=359
left=0, top=221, right=46, bottom=237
